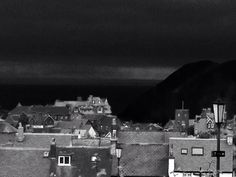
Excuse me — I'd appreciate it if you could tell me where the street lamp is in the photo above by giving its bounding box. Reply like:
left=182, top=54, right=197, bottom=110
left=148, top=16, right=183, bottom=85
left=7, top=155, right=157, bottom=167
left=213, top=99, right=226, bottom=177
left=116, top=146, right=122, bottom=177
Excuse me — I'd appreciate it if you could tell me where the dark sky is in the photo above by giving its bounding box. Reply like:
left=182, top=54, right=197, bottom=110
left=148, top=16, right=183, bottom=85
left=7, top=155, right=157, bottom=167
left=0, top=0, right=235, bottom=84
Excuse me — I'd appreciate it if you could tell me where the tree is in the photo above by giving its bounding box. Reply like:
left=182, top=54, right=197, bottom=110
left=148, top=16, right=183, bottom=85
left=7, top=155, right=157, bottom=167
left=17, top=113, right=29, bottom=130
left=187, top=125, right=194, bottom=136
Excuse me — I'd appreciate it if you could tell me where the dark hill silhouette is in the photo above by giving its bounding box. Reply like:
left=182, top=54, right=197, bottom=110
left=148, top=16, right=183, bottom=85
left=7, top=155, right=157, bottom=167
left=120, top=60, right=236, bottom=125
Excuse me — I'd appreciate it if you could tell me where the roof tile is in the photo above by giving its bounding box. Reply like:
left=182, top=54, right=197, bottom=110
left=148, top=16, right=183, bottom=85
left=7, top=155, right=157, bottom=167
left=112, top=144, right=169, bottom=176
left=0, top=149, right=50, bottom=177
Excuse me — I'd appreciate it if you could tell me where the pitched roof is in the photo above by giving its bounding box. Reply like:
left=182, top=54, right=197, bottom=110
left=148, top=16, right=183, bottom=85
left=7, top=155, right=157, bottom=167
left=83, top=114, right=106, bottom=121
left=144, top=123, right=163, bottom=131
left=9, top=105, right=70, bottom=116
left=8, top=106, right=31, bottom=115
left=164, top=120, right=175, bottom=130
left=51, top=146, right=112, bottom=177
left=30, top=105, right=45, bottom=113
left=56, top=118, right=89, bottom=130
left=112, top=144, right=169, bottom=176
left=0, top=148, right=50, bottom=177
left=45, top=106, right=70, bottom=116
left=0, top=121, right=17, bottom=133
left=5, top=116, right=19, bottom=127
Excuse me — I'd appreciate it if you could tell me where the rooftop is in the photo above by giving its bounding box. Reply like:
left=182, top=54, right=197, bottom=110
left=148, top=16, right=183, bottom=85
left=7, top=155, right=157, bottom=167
left=169, top=137, right=227, bottom=141
left=51, top=146, right=112, bottom=177
left=0, top=148, right=50, bottom=177
left=0, top=133, right=72, bottom=149
left=9, top=105, right=70, bottom=116
left=118, top=131, right=183, bottom=144
left=112, top=144, right=169, bottom=176
left=0, top=120, right=17, bottom=133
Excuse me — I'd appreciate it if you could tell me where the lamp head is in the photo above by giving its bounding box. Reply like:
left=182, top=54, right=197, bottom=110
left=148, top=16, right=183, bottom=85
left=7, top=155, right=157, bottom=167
left=116, top=146, right=122, bottom=159
left=213, top=98, right=226, bottom=123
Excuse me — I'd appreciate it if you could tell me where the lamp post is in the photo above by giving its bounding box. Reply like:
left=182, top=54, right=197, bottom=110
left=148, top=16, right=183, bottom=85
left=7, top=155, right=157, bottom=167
left=116, top=146, right=122, bottom=177
left=213, top=99, right=226, bottom=177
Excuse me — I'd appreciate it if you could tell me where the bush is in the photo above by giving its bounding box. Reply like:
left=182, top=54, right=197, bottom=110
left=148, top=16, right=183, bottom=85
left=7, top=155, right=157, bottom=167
left=187, top=125, right=194, bottom=136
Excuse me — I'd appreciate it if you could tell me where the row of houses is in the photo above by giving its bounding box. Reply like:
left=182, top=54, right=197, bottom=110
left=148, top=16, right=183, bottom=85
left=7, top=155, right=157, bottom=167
left=54, top=95, right=112, bottom=115
left=164, top=108, right=235, bottom=138
left=4, top=96, right=116, bottom=137
left=0, top=97, right=235, bottom=177
left=0, top=116, right=235, bottom=177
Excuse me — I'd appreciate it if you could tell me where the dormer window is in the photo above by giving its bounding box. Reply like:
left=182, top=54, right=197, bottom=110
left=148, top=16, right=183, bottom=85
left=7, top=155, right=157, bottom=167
left=97, top=107, right=103, bottom=113
left=58, top=156, right=71, bottom=166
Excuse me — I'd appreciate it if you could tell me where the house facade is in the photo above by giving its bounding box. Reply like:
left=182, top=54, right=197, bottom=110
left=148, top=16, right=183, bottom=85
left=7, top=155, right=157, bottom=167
left=168, top=137, right=234, bottom=177
left=54, top=95, right=112, bottom=115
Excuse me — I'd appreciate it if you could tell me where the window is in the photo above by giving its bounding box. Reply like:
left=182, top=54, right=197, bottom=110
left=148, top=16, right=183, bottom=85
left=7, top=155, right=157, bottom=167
left=184, top=173, right=191, bottom=177
left=97, top=107, right=103, bottom=113
left=181, top=148, right=188, bottom=155
left=207, top=123, right=211, bottom=129
left=211, top=123, right=214, bottom=129
left=191, top=147, right=204, bottom=156
left=58, top=156, right=71, bottom=166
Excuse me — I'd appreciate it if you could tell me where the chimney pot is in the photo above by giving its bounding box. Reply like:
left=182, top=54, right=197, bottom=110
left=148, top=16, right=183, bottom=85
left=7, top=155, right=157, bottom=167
left=17, top=122, right=24, bottom=142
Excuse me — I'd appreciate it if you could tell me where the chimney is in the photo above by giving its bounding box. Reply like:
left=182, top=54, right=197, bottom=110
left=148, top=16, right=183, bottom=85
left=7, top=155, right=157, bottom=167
left=49, top=138, right=56, bottom=158
left=77, top=96, right=82, bottom=101
left=17, top=122, right=24, bottom=142
left=110, top=117, right=117, bottom=156
left=88, top=95, right=93, bottom=102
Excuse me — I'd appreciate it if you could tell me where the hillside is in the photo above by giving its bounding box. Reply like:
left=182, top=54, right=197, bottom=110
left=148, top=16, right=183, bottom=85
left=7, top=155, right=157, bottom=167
left=120, top=60, right=236, bottom=125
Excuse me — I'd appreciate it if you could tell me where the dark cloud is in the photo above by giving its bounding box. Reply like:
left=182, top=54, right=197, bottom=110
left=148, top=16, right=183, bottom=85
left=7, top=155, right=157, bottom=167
left=0, top=0, right=235, bottom=83
left=0, top=0, right=235, bottom=58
